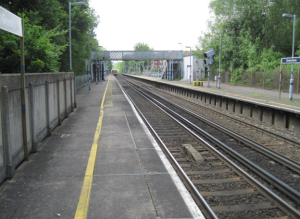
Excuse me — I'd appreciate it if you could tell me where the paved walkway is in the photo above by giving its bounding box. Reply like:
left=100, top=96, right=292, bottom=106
left=0, top=75, right=203, bottom=219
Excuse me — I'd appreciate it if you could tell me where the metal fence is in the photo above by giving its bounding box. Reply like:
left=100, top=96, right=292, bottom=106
left=75, top=75, right=87, bottom=90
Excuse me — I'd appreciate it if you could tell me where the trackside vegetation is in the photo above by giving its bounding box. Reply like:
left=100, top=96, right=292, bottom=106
left=0, top=0, right=99, bottom=75
left=195, top=0, right=300, bottom=92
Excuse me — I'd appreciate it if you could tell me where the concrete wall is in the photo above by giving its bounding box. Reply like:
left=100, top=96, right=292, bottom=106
left=0, top=73, right=75, bottom=184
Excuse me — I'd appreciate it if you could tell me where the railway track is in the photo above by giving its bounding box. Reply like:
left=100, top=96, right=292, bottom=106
left=127, top=76, right=300, bottom=166
left=115, top=75, right=300, bottom=219
left=121, top=76, right=300, bottom=203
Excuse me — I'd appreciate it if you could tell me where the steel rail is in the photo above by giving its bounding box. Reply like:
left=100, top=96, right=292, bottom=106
left=129, top=74, right=300, bottom=147
left=118, top=76, right=300, bottom=218
left=141, top=84, right=300, bottom=205
left=150, top=88, right=300, bottom=175
left=185, top=96, right=300, bottom=146
left=123, top=76, right=300, bottom=203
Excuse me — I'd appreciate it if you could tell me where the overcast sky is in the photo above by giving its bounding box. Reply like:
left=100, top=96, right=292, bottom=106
left=89, top=0, right=212, bottom=51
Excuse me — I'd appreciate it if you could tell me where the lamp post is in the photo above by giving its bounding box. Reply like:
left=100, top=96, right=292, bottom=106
left=88, top=34, right=96, bottom=55
left=138, top=62, right=141, bottom=75
left=97, top=46, right=103, bottom=82
left=186, top=46, right=192, bottom=84
left=283, top=13, right=296, bottom=100
left=195, top=59, right=199, bottom=81
left=214, top=37, right=222, bottom=89
left=178, top=43, right=182, bottom=50
left=87, top=34, right=96, bottom=89
left=69, top=1, right=86, bottom=72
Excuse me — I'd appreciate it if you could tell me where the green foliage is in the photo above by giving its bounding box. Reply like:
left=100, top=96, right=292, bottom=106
left=259, top=46, right=283, bottom=71
left=197, top=0, right=300, bottom=75
left=230, top=68, right=242, bottom=85
left=130, top=42, right=153, bottom=72
left=105, top=61, right=113, bottom=73
left=134, top=42, right=153, bottom=51
left=0, top=12, right=68, bottom=73
left=0, top=0, right=99, bottom=75
left=113, top=62, right=125, bottom=73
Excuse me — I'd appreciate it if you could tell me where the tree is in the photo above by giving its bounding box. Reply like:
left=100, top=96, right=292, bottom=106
left=0, top=0, right=99, bottom=75
left=134, top=42, right=153, bottom=51
left=196, top=0, right=299, bottom=74
left=0, top=11, right=67, bottom=73
left=133, top=42, right=153, bottom=73
left=113, top=62, right=125, bottom=73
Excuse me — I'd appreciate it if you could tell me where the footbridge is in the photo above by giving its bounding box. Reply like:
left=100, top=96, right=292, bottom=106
left=89, top=50, right=183, bottom=81
left=91, top=50, right=183, bottom=61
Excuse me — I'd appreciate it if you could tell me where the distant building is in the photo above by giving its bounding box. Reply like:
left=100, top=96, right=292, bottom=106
left=183, top=55, right=206, bottom=81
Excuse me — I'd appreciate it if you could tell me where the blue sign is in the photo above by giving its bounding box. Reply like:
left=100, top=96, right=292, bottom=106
left=281, top=57, right=300, bottom=64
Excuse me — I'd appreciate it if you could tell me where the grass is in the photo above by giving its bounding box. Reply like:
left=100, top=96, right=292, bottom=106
left=282, top=98, right=300, bottom=103
left=251, top=93, right=270, bottom=98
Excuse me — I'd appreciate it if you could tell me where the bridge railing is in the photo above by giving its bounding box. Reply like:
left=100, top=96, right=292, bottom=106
left=91, top=50, right=183, bottom=61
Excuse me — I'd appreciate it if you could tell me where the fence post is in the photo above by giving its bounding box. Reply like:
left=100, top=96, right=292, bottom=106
left=45, top=80, right=51, bottom=136
left=2, top=86, right=15, bottom=178
left=250, top=69, right=253, bottom=87
left=279, top=64, right=282, bottom=99
left=74, top=76, right=77, bottom=108
left=297, top=69, right=299, bottom=94
left=263, top=69, right=266, bottom=89
left=70, top=77, right=73, bottom=112
left=241, top=70, right=243, bottom=85
left=29, top=82, right=37, bottom=152
left=64, top=78, right=68, bottom=118
left=57, top=79, right=61, bottom=125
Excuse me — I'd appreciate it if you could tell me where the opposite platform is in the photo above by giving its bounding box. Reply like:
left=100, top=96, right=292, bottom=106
left=130, top=75, right=300, bottom=112
left=0, top=75, right=204, bottom=219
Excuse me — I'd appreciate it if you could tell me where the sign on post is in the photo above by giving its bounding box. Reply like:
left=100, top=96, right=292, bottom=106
left=281, top=57, right=300, bottom=64
left=0, top=6, right=22, bottom=37
left=0, top=7, right=28, bottom=161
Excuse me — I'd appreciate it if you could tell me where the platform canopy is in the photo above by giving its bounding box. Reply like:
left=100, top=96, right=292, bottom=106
left=91, top=50, right=183, bottom=61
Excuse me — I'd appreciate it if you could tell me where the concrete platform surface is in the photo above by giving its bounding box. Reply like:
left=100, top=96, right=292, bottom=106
left=0, top=75, right=204, bottom=219
left=131, top=75, right=300, bottom=111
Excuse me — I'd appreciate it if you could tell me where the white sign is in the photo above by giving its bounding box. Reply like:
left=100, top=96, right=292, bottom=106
left=0, top=6, right=22, bottom=37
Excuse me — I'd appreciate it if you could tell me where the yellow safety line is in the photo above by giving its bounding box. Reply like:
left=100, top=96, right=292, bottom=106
left=74, top=75, right=111, bottom=219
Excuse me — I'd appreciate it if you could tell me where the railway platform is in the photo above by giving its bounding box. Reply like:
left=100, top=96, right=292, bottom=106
left=132, top=75, right=300, bottom=111
left=126, top=74, right=300, bottom=135
left=0, top=75, right=203, bottom=219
